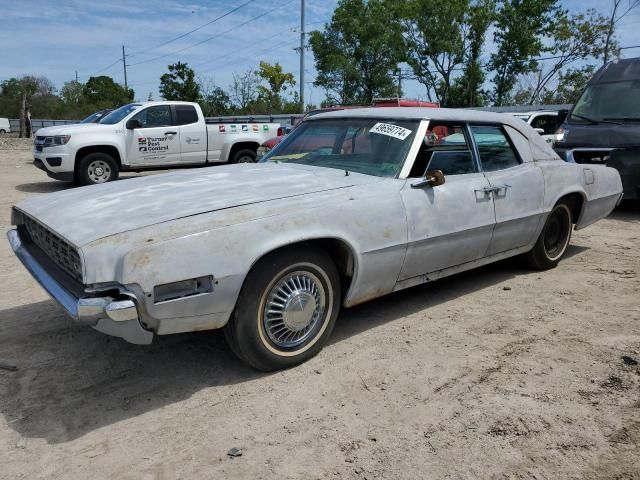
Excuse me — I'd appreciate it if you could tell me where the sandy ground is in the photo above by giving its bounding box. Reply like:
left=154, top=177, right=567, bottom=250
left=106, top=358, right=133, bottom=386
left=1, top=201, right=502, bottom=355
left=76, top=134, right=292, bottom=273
left=0, top=140, right=638, bottom=479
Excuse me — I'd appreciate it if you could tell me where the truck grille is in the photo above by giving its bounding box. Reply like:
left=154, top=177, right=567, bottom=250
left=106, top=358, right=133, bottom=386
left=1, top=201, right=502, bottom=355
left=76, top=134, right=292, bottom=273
left=21, top=216, right=83, bottom=282
left=572, top=150, right=611, bottom=164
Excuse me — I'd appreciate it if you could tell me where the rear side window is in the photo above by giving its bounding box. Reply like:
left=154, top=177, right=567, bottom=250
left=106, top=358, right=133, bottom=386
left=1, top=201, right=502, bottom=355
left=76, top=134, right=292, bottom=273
left=175, top=105, right=199, bottom=126
left=471, top=126, right=521, bottom=172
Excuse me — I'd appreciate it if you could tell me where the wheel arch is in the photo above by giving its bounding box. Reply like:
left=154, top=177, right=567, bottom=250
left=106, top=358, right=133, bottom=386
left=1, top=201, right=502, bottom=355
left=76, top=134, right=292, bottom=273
left=226, top=141, right=260, bottom=162
left=244, top=237, right=358, bottom=304
left=75, top=144, right=123, bottom=173
left=554, top=191, right=586, bottom=225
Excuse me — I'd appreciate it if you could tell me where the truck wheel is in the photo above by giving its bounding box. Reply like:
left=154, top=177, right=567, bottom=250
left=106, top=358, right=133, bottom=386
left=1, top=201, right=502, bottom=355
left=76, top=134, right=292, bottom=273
left=231, top=149, right=256, bottom=163
left=525, top=202, right=573, bottom=270
left=77, top=152, right=119, bottom=185
left=0, top=129, right=6, bottom=134
left=224, top=245, right=340, bottom=371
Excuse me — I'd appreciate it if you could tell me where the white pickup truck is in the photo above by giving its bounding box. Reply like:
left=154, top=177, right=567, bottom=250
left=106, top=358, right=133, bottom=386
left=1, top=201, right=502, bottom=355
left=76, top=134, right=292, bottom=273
left=32, top=101, right=281, bottom=184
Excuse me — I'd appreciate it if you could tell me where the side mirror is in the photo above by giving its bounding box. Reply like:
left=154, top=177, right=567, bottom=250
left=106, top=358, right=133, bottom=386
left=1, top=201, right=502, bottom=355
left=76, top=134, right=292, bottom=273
left=558, top=109, right=569, bottom=124
left=534, top=127, right=545, bottom=135
left=411, top=169, right=445, bottom=189
left=126, top=119, right=142, bottom=130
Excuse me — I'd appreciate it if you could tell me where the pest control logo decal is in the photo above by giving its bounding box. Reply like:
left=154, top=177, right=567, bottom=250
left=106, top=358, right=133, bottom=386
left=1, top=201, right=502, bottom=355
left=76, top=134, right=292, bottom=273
left=242, top=124, right=248, bottom=132
left=138, top=136, right=169, bottom=153
left=263, top=125, right=269, bottom=131
left=218, top=125, right=226, bottom=133
left=252, top=124, right=259, bottom=132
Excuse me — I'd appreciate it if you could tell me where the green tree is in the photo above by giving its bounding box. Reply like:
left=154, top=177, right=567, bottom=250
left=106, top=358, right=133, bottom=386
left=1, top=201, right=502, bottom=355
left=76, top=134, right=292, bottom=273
left=159, top=62, right=200, bottom=101
left=309, top=0, right=404, bottom=104
left=84, top=75, right=134, bottom=107
left=489, top=0, right=562, bottom=106
left=395, top=0, right=468, bottom=105
left=60, top=80, right=84, bottom=106
left=448, top=0, right=496, bottom=107
left=256, top=61, right=296, bottom=113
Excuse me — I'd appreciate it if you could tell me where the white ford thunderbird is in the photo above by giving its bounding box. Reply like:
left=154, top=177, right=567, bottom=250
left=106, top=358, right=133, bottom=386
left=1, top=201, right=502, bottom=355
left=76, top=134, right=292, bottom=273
left=8, top=108, right=623, bottom=370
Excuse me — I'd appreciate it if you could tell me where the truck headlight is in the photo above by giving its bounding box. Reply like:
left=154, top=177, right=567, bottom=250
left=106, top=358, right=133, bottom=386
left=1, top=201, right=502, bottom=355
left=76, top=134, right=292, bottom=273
left=44, top=135, right=71, bottom=146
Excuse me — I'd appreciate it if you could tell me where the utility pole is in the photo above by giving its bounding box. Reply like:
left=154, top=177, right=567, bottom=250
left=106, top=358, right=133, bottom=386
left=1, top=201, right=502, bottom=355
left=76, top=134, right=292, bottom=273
left=397, top=69, right=402, bottom=98
left=75, top=71, right=78, bottom=82
left=299, top=0, right=305, bottom=113
left=122, top=45, right=128, bottom=90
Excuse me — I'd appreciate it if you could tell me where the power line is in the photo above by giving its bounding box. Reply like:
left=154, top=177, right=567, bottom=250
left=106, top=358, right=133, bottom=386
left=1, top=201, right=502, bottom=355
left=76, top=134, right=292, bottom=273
left=128, top=0, right=256, bottom=58
left=128, top=0, right=296, bottom=67
left=190, top=27, right=297, bottom=70
left=90, top=58, right=122, bottom=76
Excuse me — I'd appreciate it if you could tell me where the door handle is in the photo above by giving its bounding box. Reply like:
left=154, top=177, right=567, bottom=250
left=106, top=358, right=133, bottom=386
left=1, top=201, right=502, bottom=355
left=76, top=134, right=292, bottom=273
left=164, top=131, right=177, bottom=135
left=492, top=184, right=512, bottom=193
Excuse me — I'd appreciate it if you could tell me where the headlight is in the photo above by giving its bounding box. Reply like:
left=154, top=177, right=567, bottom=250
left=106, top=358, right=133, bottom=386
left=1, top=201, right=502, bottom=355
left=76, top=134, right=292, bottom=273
left=43, top=135, right=71, bottom=147
left=256, top=146, right=271, bottom=158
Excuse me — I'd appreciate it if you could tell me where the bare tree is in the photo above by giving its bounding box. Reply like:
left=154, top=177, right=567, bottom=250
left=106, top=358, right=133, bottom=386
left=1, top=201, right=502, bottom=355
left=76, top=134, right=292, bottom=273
left=229, top=70, right=260, bottom=112
left=603, top=0, right=640, bottom=63
left=525, top=9, right=610, bottom=104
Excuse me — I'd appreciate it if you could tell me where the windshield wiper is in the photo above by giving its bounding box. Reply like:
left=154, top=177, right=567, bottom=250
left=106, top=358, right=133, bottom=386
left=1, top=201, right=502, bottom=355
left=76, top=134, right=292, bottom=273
left=569, top=113, right=621, bottom=125
left=603, top=117, right=640, bottom=122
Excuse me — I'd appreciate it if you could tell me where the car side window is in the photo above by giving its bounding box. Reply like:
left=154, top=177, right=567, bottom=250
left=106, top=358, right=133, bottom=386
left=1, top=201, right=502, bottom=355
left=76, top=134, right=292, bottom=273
left=471, top=125, right=521, bottom=172
left=408, top=123, right=476, bottom=177
left=132, top=105, right=172, bottom=128
left=175, top=105, right=198, bottom=126
left=530, top=115, right=558, bottom=135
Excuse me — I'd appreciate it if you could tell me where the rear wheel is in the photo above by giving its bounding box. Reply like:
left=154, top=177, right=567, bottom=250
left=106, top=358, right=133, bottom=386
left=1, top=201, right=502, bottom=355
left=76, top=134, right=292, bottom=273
left=224, top=245, right=340, bottom=371
left=77, top=152, right=119, bottom=185
left=526, top=202, right=573, bottom=270
left=0, top=129, right=6, bottom=134
left=231, top=148, right=256, bottom=163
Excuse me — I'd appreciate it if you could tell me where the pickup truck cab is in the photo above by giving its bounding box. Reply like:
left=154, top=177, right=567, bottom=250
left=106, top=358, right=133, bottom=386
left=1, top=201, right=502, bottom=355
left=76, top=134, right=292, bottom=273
left=32, top=101, right=280, bottom=185
left=510, top=111, right=563, bottom=144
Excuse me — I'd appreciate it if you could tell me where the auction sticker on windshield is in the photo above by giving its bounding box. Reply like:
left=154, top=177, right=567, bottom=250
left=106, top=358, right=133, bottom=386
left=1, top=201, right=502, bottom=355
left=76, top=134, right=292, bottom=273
left=369, top=122, right=412, bottom=140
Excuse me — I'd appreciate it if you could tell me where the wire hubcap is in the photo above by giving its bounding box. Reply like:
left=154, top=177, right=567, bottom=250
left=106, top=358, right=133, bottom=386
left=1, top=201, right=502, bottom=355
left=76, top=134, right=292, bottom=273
left=263, top=271, right=325, bottom=349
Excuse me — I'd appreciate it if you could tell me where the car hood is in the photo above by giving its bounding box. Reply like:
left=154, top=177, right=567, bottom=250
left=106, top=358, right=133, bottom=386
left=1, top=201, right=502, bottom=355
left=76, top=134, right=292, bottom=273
left=35, top=123, right=115, bottom=137
left=15, top=163, right=377, bottom=247
left=563, top=122, right=640, bottom=148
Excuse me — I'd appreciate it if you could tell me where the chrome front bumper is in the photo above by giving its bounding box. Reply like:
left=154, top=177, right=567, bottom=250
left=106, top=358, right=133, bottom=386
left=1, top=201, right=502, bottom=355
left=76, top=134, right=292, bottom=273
left=7, top=229, right=153, bottom=344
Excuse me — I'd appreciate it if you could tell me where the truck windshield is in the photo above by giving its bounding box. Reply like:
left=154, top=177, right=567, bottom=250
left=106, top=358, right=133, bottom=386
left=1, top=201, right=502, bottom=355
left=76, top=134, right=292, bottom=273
left=261, top=118, right=419, bottom=177
left=100, top=104, right=142, bottom=125
left=571, top=80, right=640, bottom=123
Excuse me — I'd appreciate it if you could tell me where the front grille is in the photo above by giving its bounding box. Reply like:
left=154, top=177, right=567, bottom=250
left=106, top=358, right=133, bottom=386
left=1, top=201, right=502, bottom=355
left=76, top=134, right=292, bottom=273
left=35, top=145, right=43, bottom=152
left=21, top=216, right=83, bottom=282
left=572, top=150, right=611, bottom=164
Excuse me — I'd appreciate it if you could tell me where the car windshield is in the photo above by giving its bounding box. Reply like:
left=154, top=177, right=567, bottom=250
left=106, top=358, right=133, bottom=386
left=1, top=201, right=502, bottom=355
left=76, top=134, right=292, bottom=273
left=81, top=111, right=107, bottom=123
left=99, top=104, right=142, bottom=125
left=571, top=80, right=640, bottom=123
left=261, top=118, right=420, bottom=177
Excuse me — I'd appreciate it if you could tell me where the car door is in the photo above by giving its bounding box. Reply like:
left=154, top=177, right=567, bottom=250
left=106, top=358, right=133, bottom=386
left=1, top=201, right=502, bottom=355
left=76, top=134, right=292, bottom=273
left=470, top=124, right=544, bottom=256
left=125, top=104, right=180, bottom=166
left=399, top=122, right=496, bottom=280
left=173, top=104, right=207, bottom=164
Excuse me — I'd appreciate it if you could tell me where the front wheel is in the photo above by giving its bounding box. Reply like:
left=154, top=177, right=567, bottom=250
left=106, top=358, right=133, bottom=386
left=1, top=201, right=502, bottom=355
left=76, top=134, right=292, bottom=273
left=224, top=245, right=340, bottom=371
left=77, top=152, right=119, bottom=185
left=525, top=202, right=573, bottom=270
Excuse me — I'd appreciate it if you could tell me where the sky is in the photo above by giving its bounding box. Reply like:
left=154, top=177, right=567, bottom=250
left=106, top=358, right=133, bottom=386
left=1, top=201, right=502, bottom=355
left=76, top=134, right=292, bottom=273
left=1, top=0, right=640, bottom=106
